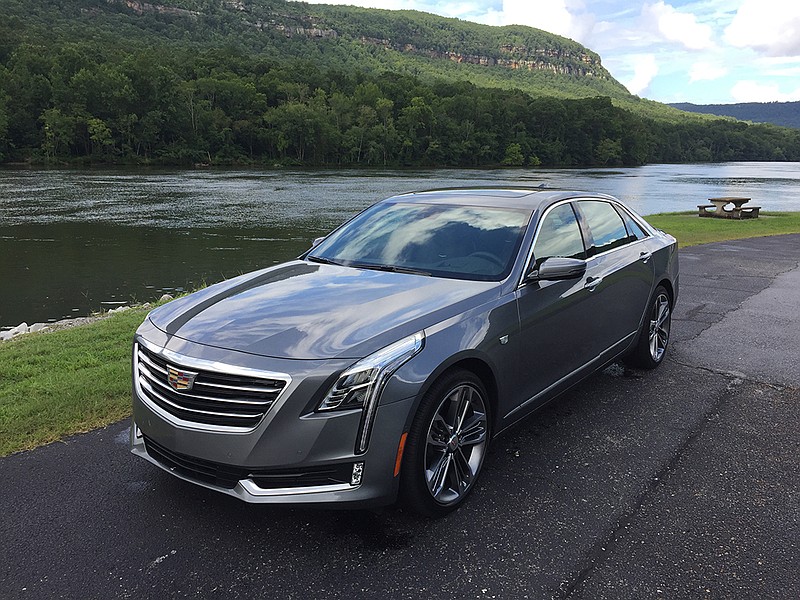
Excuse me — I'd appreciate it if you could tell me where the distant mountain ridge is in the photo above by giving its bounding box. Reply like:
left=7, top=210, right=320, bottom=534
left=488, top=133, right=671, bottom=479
left=670, top=101, right=800, bottom=129
left=99, top=0, right=628, bottom=98
left=2, top=0, right=800, bottom=166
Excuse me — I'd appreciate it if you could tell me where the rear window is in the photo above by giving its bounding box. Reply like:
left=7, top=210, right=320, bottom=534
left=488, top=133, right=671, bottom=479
left=578, top=200, right=630, bottom=256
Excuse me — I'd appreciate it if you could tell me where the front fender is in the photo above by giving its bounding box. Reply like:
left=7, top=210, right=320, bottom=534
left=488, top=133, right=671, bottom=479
left=379, top=292, right=519, bottom=434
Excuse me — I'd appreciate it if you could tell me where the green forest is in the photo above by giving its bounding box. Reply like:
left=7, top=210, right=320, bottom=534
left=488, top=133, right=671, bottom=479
left=1, top=0, right=799, bottom=167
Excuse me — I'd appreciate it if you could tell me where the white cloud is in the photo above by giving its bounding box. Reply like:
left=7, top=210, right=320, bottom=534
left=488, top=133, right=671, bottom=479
left=298, top=0, right=799, bottom=103
left=689, top=61, right=728, bottom=82
left=624, top=54, right=659, bottom=95
left=303, top=0, right=597, bottom=43
left=477, top=0, right=596, bottom=43
left=730, top=80, right=800, bottom=102
left=641, top=1, right=714, bottom=50
left=724, top=0, right=800, bottom=57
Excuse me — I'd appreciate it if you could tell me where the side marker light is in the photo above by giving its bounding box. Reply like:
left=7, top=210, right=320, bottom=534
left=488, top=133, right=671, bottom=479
left=394, top=432, right=408, bottom=477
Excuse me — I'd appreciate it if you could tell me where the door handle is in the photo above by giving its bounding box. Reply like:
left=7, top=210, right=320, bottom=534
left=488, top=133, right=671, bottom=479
left=639, top=251, right=652, bottom=263
left=584, top=276, right=603, bottom=291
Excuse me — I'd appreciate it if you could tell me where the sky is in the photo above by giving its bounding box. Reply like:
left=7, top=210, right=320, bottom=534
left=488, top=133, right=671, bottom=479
left=301, top=0, right=800, bottom=105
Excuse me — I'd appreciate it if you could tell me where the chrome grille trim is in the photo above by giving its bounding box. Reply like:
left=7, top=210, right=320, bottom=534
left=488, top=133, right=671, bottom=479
left=134, top=338, right=291, bottom=431
left=193, top=380, right=284, bottom=394
left=138, top=363, right=272, bottom=406
left=139, top=378, right=259, bottom=419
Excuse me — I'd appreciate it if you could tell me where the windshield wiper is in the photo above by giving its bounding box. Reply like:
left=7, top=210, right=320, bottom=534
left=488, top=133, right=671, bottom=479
left=349, top=263, right=431, bottom=277
left=306, top=255, right=344, bottom=266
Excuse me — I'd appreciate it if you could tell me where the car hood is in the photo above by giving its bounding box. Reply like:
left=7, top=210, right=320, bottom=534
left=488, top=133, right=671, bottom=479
left=147, top=261, right=498, bottom=360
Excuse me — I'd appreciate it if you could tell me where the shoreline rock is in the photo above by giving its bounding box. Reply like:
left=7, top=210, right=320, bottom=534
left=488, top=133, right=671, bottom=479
left=0, top=303, right=151, bottom=342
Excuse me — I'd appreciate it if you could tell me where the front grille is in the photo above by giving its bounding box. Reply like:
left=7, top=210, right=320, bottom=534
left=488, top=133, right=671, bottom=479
left=135, top=342, right=288, bottom=430
left=143, top=436, right=354, bottom=489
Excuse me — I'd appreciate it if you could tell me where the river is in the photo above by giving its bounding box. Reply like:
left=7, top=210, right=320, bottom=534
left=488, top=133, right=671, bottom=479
left=2, top=162, right=799, bottom=326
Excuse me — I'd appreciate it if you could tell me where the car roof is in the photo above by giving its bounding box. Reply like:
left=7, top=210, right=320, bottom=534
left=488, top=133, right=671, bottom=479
left=386, top=187, right=618, bottom=211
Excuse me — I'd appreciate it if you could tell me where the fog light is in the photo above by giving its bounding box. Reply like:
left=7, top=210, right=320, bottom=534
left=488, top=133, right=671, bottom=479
left=351, top=462, right=364, bottom=486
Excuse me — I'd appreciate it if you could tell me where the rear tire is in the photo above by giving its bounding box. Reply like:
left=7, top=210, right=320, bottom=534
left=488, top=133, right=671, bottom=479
left=400, top=369, right=490, bottom=517
left=625, top=285, right=671, bottom=369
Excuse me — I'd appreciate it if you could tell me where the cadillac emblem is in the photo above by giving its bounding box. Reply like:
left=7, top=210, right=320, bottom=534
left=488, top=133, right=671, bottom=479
left=167, top=366, right=198, bottom=391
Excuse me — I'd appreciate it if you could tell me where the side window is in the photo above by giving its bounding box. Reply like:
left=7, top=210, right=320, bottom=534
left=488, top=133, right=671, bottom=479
left=531, top=203, right=586, bottom=270
left=578, top=200, right=630, bottom=256
left=616, top=207, right=649, bottom=241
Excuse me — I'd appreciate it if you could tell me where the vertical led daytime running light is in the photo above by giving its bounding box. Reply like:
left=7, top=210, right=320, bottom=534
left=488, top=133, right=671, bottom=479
left=354, top=331, right=424, bottom=454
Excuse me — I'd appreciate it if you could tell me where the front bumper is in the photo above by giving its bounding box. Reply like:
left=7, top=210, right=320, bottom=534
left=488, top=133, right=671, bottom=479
left=131, top=325, right=416, bottom=506
left=131, top=421, right=396, bottom=505
left=130, top=393, right=412, bottom=507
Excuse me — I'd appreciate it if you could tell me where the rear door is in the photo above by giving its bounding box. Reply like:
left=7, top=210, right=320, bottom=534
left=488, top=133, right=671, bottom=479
left=574, top=199, right=655, bottom=358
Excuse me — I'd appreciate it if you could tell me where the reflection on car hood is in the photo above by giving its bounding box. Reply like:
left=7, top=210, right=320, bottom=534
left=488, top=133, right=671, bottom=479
left=147, top=261, right=498, bottom=359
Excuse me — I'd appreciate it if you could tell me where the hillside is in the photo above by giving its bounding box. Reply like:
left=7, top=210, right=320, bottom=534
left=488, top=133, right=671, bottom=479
left=2, top=0, right=631, bottom=99
left=1, top=0, right=799, bottom=167
left=670, top=102, right=800, bottom=129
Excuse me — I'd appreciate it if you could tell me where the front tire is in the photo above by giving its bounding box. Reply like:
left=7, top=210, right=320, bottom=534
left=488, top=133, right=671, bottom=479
left=625, top=285, right=672, bottom=369
left=400, top=369, right=490, bottom=517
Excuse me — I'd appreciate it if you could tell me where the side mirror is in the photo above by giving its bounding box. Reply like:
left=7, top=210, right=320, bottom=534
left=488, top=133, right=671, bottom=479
left=311, top=236, right=325, bottom=247
left=527, top=257, right=586, bottom=282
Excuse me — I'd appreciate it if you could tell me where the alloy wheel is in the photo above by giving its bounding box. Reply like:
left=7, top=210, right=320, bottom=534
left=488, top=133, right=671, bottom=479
left=423, top=383, right=488, bottom=505
left=649, top=292, right=671, bottom=362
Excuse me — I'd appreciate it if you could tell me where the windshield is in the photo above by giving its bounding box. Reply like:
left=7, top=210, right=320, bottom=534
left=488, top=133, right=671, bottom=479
left=308, top=202, right=531, bottom=281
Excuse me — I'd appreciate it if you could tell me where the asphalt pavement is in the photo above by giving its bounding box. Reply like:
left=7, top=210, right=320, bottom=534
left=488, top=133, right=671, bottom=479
left=2, top=234, right=799, bottom=600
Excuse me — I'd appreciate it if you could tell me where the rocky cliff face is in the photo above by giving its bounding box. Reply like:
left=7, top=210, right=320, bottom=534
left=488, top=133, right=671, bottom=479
left=108, top=0, right=608, bottom=80
left=111, top=0, right=199, bottom=18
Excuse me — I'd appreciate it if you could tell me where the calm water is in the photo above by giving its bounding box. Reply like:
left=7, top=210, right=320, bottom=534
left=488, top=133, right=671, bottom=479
left=2, top=162, right=799, bottom=326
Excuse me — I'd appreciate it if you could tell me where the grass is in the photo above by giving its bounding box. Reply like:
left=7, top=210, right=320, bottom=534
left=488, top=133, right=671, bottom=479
left=2, top=211, right=800, bottom=457
left=0, top=307, right=151, bottom=456
left=646, top=211, right=800, bottom=247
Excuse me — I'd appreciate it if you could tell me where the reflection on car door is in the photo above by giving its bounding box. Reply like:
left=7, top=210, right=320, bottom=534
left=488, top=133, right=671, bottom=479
left=574, top=200, right=655, bottom=359
left=508, top=202, right=596, bottom=421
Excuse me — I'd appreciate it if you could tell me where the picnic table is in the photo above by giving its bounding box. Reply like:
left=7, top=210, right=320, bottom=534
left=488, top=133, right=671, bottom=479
left=698, top=197, right=760, bottom=219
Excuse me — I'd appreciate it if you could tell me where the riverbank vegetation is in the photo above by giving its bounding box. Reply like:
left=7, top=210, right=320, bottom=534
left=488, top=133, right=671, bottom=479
left=0, top=306, right=150, bottom=456
left=1, top=0, right=799, bottom=167
left=2, top=214, right=799, bottom=456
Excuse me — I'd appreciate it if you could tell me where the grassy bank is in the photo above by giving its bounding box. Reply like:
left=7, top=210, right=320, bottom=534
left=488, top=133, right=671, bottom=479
left=647, top=211, right=800, bottom=247
left=0, top=307, right=151, bottom=455
left=2, top=212, right=800, bottom=457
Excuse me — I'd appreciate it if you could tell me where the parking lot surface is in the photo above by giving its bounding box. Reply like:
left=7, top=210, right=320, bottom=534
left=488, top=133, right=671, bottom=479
left=2, top=234, right=798, bottom=599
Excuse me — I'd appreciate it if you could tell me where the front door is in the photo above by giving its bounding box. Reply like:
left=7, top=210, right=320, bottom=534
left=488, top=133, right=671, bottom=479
left=508, top=202, right=596, bottom=422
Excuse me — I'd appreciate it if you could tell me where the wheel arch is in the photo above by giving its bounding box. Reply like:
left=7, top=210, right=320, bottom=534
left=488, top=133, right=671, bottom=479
left=657, top=278, right=675, bottom=306
left=405, top=353, right=500, bottom=434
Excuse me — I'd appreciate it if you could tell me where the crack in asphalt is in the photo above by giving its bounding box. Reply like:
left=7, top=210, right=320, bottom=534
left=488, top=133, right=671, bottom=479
left=553, top=360, right=746, bottom=599
left=554, top=251, right=800, bottom=599
left=667, top=357, right=794, bottom=392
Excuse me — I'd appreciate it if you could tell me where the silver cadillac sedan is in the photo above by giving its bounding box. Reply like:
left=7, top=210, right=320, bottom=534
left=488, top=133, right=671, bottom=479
left=131, top=188, right=678, bottom=517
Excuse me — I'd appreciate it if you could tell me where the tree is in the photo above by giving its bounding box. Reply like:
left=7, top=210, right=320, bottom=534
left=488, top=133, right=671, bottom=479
left=501, top=142, right=525, bottom=166
left=594, top=138, right=622, bottom=165
left=41, top=108, right=75, bottom=158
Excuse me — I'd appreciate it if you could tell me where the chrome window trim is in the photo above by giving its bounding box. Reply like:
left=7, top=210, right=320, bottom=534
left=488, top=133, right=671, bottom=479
left=613, top=201, right=657, bottom=237
left=518, top=197, right=654, bottom=289
left=518, top=198, right=585, bottom=289
left=582, top=236, right=651, bottom=267
left=613, top=203, right=653, bottom=240
left=576, top=198, right=656, bottom=261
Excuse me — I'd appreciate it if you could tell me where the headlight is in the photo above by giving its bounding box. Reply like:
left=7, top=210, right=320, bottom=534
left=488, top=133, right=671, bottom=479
left=318, top=332, right=424, bottom=453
